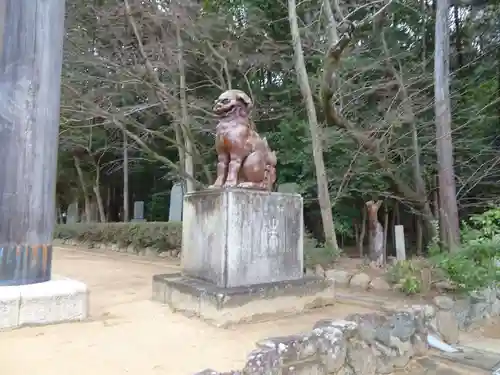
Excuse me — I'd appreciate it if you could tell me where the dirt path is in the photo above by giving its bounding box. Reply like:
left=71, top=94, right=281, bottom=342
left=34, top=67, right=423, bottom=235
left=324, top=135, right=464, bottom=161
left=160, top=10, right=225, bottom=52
left=0, top=246, right=370, bottom=375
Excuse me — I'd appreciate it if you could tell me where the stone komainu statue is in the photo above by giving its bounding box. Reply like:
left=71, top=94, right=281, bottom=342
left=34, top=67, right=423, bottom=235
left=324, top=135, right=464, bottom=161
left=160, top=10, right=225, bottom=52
left=209, top=89, right=277, bottom=191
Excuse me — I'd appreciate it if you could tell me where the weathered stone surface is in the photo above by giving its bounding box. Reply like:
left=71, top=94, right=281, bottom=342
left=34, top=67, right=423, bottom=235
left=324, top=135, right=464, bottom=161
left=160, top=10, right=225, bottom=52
left=411, top=333, right=429, bottom=356
left=469, top=302, right=491, bottom=323
left=313, top=319, right=358, bottom=339
left=313, top=326, right=346, bottom=373
left=346, top=340, right=377, bottom=375
left=337, top=366, right=355, bottom=375
left=433, top=296, right=454, bottom=311
left=470, top=287, right=496, bottom=304
left=182, top=189, right=303, bottom=288
left=282, top=362, right=326, bottom=375
left=257, top=334, right=317, bottom=363
left=154, top=273, right=334, bottom=327
left=374, top=341, right=412, bottom=374
left=349, top=273, right=371, bottom=290
left=369, top=277, right=391, bottom=291
left=193, top=304, right=445, bottom=375
left=325, top=270, right=352, bottom=285
left=491, top=298, right=500, bottom=316
left=452, top=299, right=471, bottom=330
left=244, top=348, right=282, bottom=375
left=436, top=310, right=459, bottom=344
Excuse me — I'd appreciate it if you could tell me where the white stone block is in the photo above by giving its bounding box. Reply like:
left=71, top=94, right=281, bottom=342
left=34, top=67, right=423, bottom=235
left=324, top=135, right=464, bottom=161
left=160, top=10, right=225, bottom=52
left=0, top=286, right=21, bottom=330
left=0, top=278, right=89, bottom=329
left=182, top=189, right=304, bottom=288
left=18, top=279, right=89, bottom=326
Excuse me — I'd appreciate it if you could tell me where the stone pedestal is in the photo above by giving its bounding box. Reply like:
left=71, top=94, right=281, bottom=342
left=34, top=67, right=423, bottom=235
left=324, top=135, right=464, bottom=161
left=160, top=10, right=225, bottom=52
left=152, top=189, right=334, bottom=327
left=181, top=189, right=303, bottom=287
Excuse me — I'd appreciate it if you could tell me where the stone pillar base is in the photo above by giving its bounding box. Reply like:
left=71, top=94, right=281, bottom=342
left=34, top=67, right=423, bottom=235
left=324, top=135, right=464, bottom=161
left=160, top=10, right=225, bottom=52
left=152, top=273, right=334, bottom=328
left=0, top=277, right=89, bottom=330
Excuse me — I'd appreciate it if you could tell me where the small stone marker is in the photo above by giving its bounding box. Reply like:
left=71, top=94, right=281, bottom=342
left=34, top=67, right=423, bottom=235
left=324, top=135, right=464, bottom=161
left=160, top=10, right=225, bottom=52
left=66, top=202, right=79, bottom=224
left=394, top=225, right=406, bottom=261
left=277, top=182, right=299, bottom=194
left=132, top=201, right=145, bottom=222
left=168, top=182, right=184, bottom=222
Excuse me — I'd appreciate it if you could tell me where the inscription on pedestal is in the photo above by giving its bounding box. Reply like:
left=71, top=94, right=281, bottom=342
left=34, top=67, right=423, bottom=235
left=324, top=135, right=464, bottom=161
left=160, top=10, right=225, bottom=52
left=181, top=189, right=303, bottom=288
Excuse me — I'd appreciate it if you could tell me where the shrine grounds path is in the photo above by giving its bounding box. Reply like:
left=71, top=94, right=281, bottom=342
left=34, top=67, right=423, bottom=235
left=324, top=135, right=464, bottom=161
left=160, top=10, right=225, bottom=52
left=0, top=246, right=372, bottom=375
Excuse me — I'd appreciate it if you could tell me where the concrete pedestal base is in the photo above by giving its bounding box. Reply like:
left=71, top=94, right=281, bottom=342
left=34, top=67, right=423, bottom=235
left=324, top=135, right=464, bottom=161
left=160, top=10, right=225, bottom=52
left=0, top=278, right=89, bottom=330
left=152, top=273, right=335, bottom=327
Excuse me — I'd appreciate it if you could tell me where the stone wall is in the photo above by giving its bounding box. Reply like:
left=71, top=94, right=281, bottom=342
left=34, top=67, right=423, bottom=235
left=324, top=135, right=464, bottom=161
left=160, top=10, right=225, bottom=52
left=194, top=285, right=500, bottom=375
left=195, top=305, right=434, bottom=375
left=54, top=239, right=180, bottom=259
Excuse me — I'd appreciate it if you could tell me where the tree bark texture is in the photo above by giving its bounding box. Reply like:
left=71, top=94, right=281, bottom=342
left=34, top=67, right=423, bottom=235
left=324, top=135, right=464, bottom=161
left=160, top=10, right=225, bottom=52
left=0, top=0, right=66, bottom=285
left=434, top=0, right=461, bottom=250
left=122, top=129, right=129, bottom=222
left=288, top=0, right=339, bottom=250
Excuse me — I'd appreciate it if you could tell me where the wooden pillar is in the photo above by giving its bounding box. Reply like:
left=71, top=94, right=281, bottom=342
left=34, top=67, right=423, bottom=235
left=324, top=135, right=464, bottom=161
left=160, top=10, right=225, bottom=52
left=0, top=0, right=66, bottom=285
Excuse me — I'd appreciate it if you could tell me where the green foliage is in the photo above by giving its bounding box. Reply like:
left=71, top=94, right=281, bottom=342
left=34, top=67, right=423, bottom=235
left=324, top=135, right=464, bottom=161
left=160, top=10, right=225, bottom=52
left=463, top=207, right=500, bottom=243
left=386, top=260, right=422, bottom=295
left=428, top=209, right=500, bottom=292
left=54, top=222, right=182, bottom=252
left=303, top=230, right=342, bottom=267
left=431, top=238, right=500, bottom=292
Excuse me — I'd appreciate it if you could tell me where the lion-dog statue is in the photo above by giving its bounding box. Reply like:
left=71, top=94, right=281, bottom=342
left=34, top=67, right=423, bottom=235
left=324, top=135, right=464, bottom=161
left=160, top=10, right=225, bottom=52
left=209, top=89, right=277, bottom=190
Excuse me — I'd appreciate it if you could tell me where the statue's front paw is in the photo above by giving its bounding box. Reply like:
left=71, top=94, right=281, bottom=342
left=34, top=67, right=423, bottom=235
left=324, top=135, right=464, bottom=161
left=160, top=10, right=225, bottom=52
left=223, top=180, right=237, bottom=188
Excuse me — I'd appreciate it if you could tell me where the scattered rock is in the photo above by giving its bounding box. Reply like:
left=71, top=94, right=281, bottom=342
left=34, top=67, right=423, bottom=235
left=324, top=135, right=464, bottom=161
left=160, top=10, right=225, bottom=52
left=470, top=287, right=496, bottom=304
left=110, top=243, right=119, bottom=251
left=434, top=280, right=457, bottom=291
left=172, top=249, right=181, bottom=258
left=469, top=302, right=491, bottom=323
left=491, top=299, right=500, bottom=316
left=452, top=299, right=471, bottom=330
left=325, top=269, right=352, bottom=285
left=314, top=264, right=325, bottom=277
left=145, top=247, right=158, bottom=257
left=349, top=273, right=371, bottom=290
left=433, top=296, right=454, bottom=311
left=369, top=277, right=391, bottom=291
left=158, top=251, right=170, bottom=258
left=436, top=310, right=459, bottom=345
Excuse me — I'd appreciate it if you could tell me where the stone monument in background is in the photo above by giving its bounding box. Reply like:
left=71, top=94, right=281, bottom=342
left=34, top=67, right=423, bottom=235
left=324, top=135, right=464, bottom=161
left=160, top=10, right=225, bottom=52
left=168, top=182, right=184, bottom=222
left=131, top=200, right=145, bottom=222
left=153, top=90, right=334, bottom=326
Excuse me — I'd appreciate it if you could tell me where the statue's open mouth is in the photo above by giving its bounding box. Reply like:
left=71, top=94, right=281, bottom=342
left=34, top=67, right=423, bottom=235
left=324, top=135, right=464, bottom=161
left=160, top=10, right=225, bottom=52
left=213, top=102, right=234, bottom=116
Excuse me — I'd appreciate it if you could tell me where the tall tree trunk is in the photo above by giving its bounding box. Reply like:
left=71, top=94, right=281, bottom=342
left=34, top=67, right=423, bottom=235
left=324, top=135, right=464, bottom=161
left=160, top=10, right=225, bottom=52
left=453, top=6, right=464, bottom=70
left=93, top=184, right=106, bottom=223
left=383, top=202, right=389, bottom=261
left=357, top=206, right=367, bottom=257
left=322, top=0, right=344, bottom=111
left=323, top=0, right=338, bottom=45
left=73, top=156, right=91, bottom=223
left=123, top=129, right=129, bottom=222
left=175, top=15, right=195, bottom=192
left=434, top=0, right=460, bottom=250
left=288, top=0, right=339, bottom=250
